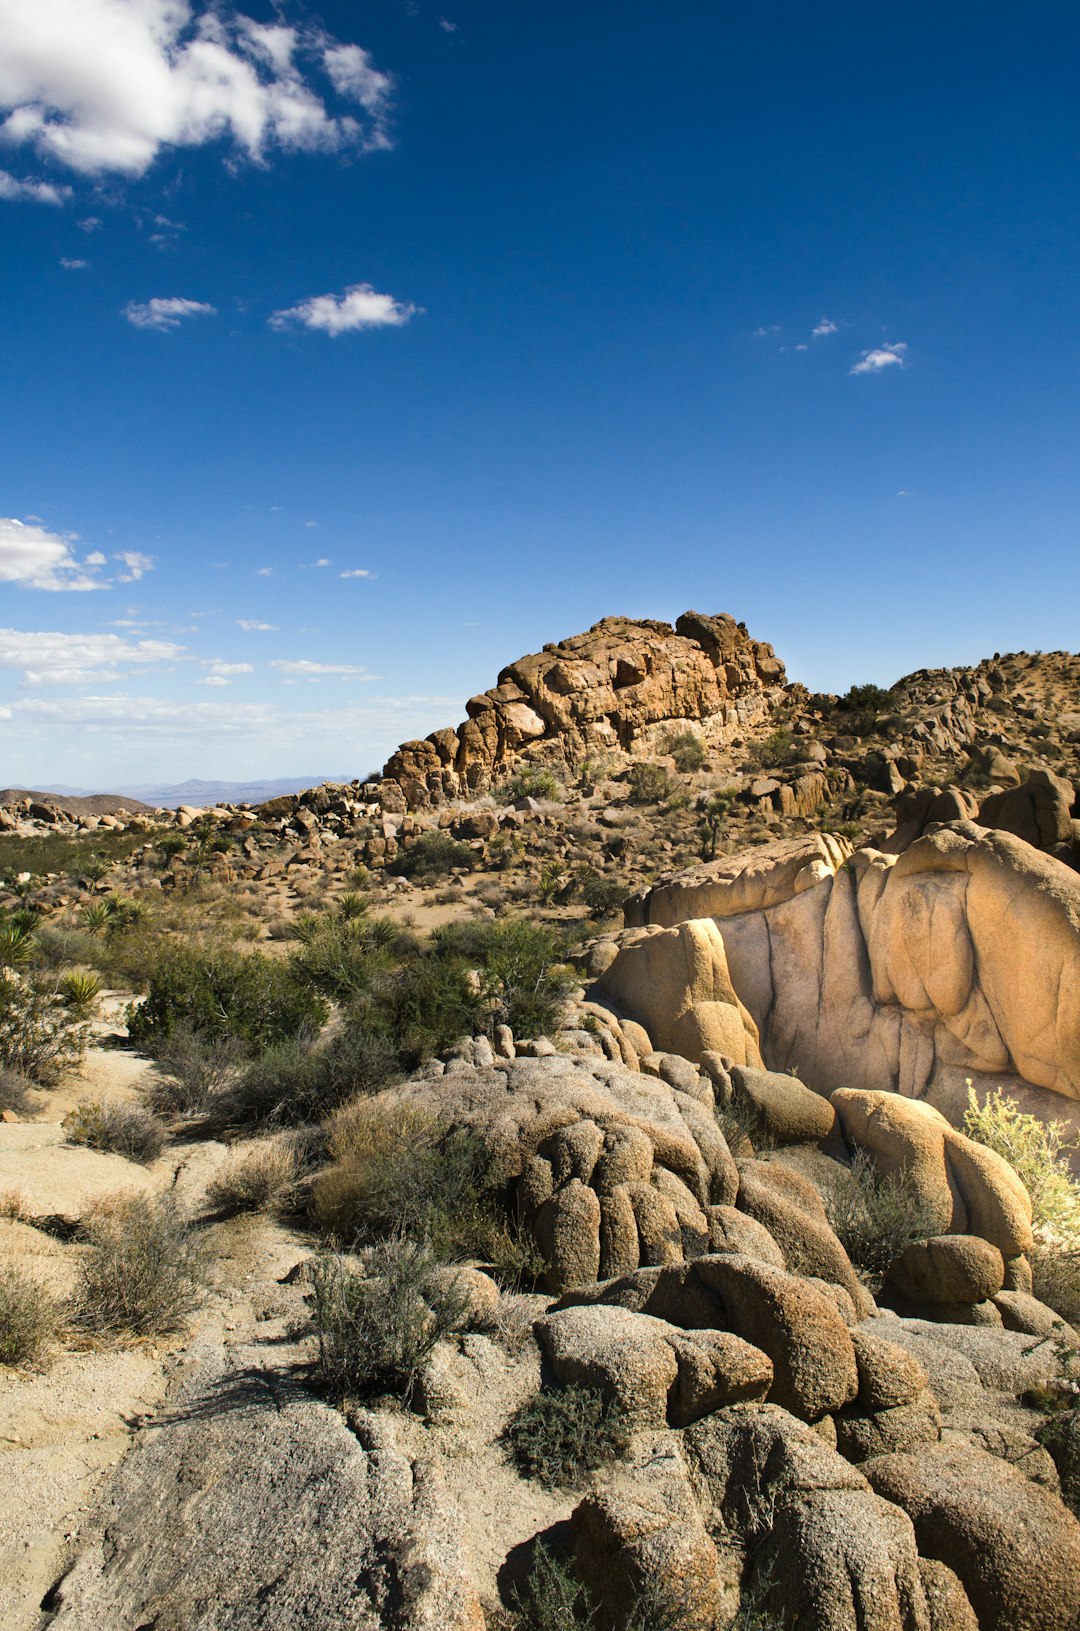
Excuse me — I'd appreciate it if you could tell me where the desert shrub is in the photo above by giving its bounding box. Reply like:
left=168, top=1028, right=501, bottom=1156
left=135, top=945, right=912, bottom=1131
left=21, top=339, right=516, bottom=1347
left=155, top=832, right=188, bottom=860
left=504, top=1383, right=631, bottom=1488
left=1037, top=1409, right=1080, bottom=1516
left=433, top=917, right=575, bottom=1039
left=287, top=911, right=405, bottom=1003
left=60, top=969, right=102, bottom=1017
left=626, top=761, right=673, bottom=804
left=63, top=1099, right=167, bottom=1164
left=824, top=1150, right=938, bottom=1285
left=837, top=682, right=893, bottom=714
left=509, top=1543, right=597, bottom=1630
left=312, top=1099, right=538, bottom=1280
left=1031, top=1243, right=1080, bottom=1326
left=699, top=787, right=740, bottom=860
left=127, top=944, right=327, bottom=1055
left=0, top=970, right=89, bottom=1083
left=578, top=869, right=626, bottom=918
left=338, top=891, right=367, bottom=920
left=963, top=1087, right=1080, bottom=1240
left=663, top=730, right=707, bottom=774
left=143, top=1024, right=247, bottom=1117
left=745, top=727, right=795, bottom=770
left=221, top=1028, right=401, bottom=1128
left=81, top=899, right=114, bottom=934
left=501, top=766, right=563, bottom=803
left=0, top=1264, right=61, bottom=1367
left=73, top=1191, right=208, bottom=1336
left=0, top=1065, right=34, bottom=1115
left=206, top=1137, right=302, bottom=1214
left=308, top=1238, right=468, bottom=1402
left=389, top=830, right=476, bottom=879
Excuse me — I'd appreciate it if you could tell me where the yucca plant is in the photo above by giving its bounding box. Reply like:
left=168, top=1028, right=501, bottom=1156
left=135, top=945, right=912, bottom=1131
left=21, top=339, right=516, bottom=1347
left=338, top=892, right=367, bottom=921
left=60, top=969, right=102, bottom=1017
left=81, top=899, right=113, bottom=934
left=81, top=857, right=110, bottom=884
left=0, top=922, right=35, bottom=967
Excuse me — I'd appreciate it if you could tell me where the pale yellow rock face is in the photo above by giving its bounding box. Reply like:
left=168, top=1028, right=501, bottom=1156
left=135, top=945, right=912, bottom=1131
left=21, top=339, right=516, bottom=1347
left=593, top=918, right=763, bottom=1067
left=625, top=822, right=1080, bottom=1113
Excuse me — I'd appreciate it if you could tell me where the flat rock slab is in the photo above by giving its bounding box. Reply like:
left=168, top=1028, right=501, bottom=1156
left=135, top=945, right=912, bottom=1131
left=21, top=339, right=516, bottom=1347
left=0, top=1124, right=154, bottom=1222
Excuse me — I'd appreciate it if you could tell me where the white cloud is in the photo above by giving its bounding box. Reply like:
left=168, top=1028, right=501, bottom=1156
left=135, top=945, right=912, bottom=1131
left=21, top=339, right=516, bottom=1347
left=0, top=167, right=71, bottom=203
left=812, top=318, right=838, bottom=337
left=256, top=565, right=274, bottom=576
left=60, top=255, right=87, bottom=267
left=77, top=215, right=101, bottom=231
left=0, top=0, right=394, bottom=179
left=199, top=657, right=252, bottom=686
left=114, top=549, right=153, bottom=581
left=339, top=568, right=374, bottom=580
left=753, top=325, right=779, bottom=338
left=850, top=342, right=907, bottom=376
left=270, top=659, right=377, bottom=680
left=85, top=550, right=107, bottom=567
left=236, top=618, right=276, bottom=631
left=0, top=517, right=104, bottom=591
left=314, top=557, right=330, bottom=567
left=439, top=18, right=458, bottom=32
left=123, top=296, right=215, bottom=331
left=269, top=281, right=417, bottom=336
left=0, top=627, right=182, bottom=686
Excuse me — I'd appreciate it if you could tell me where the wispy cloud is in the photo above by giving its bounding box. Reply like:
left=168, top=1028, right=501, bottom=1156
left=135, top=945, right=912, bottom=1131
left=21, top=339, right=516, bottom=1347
left=199, top=659, right=253, bottom=687
left=0, top=2, right=394, bottom=178
left=236, top=619, right=277, bottom=632
left=60, top=256, right=88, bottom=269
left=123, top=297, right=216, bottom=332
left=269, top=281, right=418, bottom=336
left=114, top=550, right=154, bottom=582
left=0, top=169, right=71, bottom=205
left=270, top=659, right=378, bottom=681
left=0, top=628, right=182, bottom=687
left=850, top=342, right=907, bottom=375
left=753, top=324, right=780, bottom=338
left=340, top=568, right=374, bottom=580
left=812, top=317, right=838, bottom=337
left=256, top=566, right=275, bottom=576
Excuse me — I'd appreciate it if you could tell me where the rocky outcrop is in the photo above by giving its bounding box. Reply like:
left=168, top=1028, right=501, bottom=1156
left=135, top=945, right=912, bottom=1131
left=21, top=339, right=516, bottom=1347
left=620, top=822, right=1080, bottom=1115
left=379, top=612, right=787, bottom=806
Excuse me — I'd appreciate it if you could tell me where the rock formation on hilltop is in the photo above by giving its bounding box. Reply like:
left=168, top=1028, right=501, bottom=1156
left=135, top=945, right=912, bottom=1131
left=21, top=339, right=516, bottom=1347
left=380, top=612, right=787, bottom=807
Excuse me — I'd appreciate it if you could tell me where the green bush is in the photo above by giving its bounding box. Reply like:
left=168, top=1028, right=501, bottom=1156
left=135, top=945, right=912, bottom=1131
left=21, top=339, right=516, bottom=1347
left=287, top=911, right=404, bottom=1003
left=127, top=944, right=327, bottom=1055
left=837, top=682, right=893, bottom=714
left=433, top=917, right=575, bottom=1039
left=578, top=869, right=626, bottom=918
left=389, top=830, right=476, bottom=879
left=0, top=970, right=89, bottom=1084
left=312, top=1099, right=539, bottom=1282
left=824, top=1150, right=938, bottom=1285
left=509, top=1544, right=597, bottom=1630
left=0, top=1264, right=61, bottom=1368
left=963, top=1086, right=1080, bottom=1241
left=308, top=1238, right=468, bottom=1403
left=501, top=766, right=563, bottom=803
left=0, top=919, right=36, bottom=968
left=626, top=761, right=673, bottom=804
left=60, top=968, right=102, bottom=1017
left=663, top=731, right=707, bottom=773
left=63, top=1099, right=167, bottom=1164
left=74, top=1192, right=208, bottom=1336
left=222, top=1028, right=401, bottom=1128
left=744, top=726, right=794, bottom=770
left=504, top=1383, right=631, bottom=1488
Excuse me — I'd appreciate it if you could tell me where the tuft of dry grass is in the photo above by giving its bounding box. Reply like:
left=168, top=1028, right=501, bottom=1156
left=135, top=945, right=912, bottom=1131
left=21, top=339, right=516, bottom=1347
left=73, top=1191, right=209, bottom=1337
left=207, top=1137, right=303, bottom=1214
left=63, top=1099, right=167, bottom=1164
left=0, top=1263, right=61, bottom=1367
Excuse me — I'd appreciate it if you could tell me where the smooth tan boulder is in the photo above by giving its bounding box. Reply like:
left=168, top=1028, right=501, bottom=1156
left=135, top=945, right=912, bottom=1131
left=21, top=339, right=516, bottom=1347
left=835, top=1390, right=942, bottom=1462
left=594, top=918, right=763, bottom=1067
left=851, top=1326, right=931, bottom=1411
left=705, top=1204, right=787, bottom=1268
left=729, top=1064, right=837, bottom=1144
left=886, top=1236, right=1005, bottom=1307
left=866, top=1438, right=1080, bottom=1631
left=735, top=1158, right=874, bottom=1316
left=533, top=1178, right=601, bottom=1293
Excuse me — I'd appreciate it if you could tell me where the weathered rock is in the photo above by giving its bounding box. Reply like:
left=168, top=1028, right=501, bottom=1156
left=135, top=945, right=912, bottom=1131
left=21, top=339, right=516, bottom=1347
left=627, top=824, right=1080, bottom=1113
left=0, top=1123, right=155, bottom=1225
left=729, top=1064, right=837, bottom=1143
left=866, top=1438, right=1080, bottom=1631
left=851, top=1326, right=931, bottom=1411
left=705, top=1203, right=787, bottom=1268
left=886, top=1236, right=1005, bottom=1308
left=686, top=1404, right=935, bottom=1631
left=917, top=1559, right=979, bottom=1631
left=835, top=1389, right=942, bottom=1462
left=735, top=1158, right=874, bottom=1316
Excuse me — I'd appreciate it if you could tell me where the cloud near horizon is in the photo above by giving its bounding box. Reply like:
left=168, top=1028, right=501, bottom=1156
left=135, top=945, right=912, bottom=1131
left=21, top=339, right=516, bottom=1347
left=270, top=658, right=378, bottom=680
left=0, top=0, right=394, bottom=181
left=269, top=282, right=417, bottom=336
left=0, top=627, right=183, bottom=686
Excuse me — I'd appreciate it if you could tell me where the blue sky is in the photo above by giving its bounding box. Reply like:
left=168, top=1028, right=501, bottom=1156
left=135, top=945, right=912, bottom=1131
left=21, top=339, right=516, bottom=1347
left=2, top=1, right=1079, bottom=786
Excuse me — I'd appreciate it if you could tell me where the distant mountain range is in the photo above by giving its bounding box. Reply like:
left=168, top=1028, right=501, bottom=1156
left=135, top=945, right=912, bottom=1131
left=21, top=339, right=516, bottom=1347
left=36, top=776, right=354, bottom=808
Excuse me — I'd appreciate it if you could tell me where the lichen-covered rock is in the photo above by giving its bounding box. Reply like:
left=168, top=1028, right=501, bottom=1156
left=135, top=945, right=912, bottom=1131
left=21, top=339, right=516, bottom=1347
left=886, top=1236, right=1005, bottom=1308
left=866, top=1438, right=1080, bottom=1631
left=686, top=1404, right=935, bottom=1631
left=535, top=1303, right=772, bottom=1428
